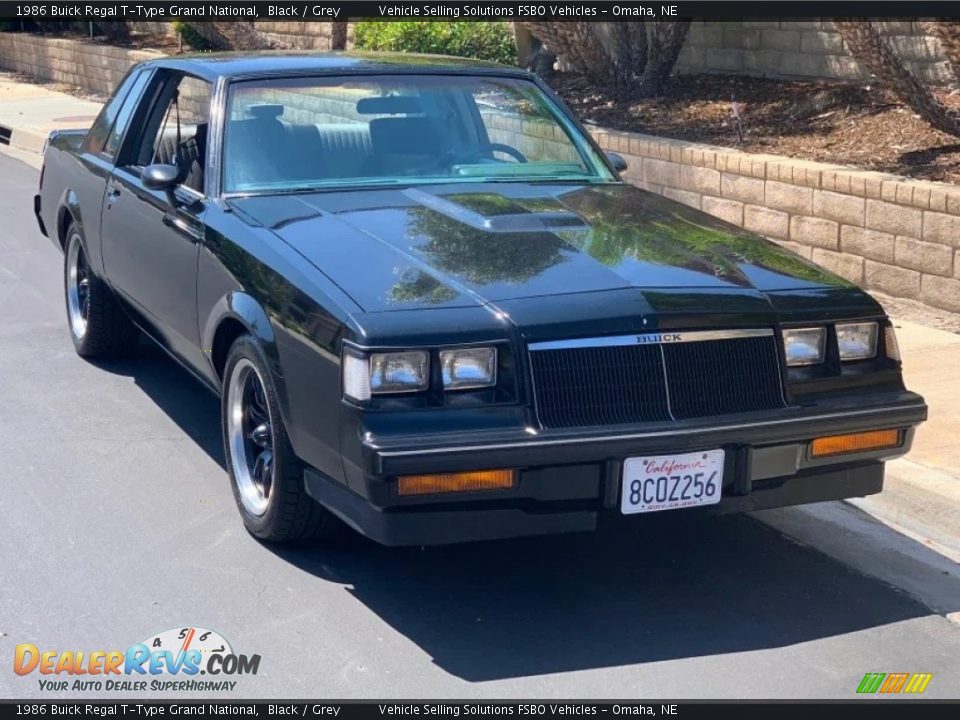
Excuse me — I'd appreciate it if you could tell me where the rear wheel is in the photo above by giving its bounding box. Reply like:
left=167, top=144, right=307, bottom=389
left=222, top=334, right=339, bottom=542
left=64, top=226, right=138, bottom=358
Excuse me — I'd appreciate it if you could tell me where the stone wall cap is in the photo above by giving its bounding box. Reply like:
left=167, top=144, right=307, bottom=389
left=590, top=120, right=960, bottom=214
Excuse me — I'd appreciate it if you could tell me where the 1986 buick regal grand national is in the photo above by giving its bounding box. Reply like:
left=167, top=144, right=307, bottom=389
left=35, top=53, right=926, bottom=545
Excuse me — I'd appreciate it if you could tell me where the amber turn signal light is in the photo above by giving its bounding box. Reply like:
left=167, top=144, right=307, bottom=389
left=396, top=469, right=516, bottom=496
left=810, top=429, right=900, bottom=458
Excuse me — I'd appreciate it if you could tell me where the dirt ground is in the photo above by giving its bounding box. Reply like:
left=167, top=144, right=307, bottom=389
left=550, top=73, right=960, bottom=185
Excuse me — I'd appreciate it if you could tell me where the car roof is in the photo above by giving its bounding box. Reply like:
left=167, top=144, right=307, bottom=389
left=139, top=51, right=534, bottom=83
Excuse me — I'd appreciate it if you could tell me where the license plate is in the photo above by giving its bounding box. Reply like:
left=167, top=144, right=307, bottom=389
left=621, top=450, right=725, bottom=514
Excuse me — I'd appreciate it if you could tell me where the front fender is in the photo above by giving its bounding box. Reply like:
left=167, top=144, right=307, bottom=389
left=203, top=292, right=319, bottom=469
left=203, top=291, right=279, bottom=373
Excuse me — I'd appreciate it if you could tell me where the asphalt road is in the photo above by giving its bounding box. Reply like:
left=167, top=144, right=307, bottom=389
left=1, top=151, right=959, bottom=700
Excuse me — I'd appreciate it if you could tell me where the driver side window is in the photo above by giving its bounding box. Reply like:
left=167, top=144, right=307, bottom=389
left=136, top=74, right=212, bottom=194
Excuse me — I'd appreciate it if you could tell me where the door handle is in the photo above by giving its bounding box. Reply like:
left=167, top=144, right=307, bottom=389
left=106, top=185, right=121, bottom=203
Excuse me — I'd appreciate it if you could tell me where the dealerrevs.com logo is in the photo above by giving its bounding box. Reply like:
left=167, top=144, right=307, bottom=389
left=14, top=627, right=260, bottom=693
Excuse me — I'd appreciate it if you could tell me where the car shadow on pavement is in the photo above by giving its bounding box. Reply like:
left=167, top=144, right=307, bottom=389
left=93, top=338, right=225, bottom=466
left=94, top=339, right=943, bottom=683
left=268, top=510, right=940, bottom=682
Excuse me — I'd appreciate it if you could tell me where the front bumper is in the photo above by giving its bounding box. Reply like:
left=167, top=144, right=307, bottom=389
left=308, top=391, right=926, bottom=545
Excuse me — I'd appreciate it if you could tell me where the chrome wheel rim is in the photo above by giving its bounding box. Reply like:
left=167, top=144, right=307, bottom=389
left=66, top=235, right=90, bottom=341
left=227, top=359, right=275, bottom=517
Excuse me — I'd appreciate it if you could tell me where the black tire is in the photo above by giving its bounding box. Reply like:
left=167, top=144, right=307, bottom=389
left=63, top=225, right=139, bottom=359
left=221, top=334, right=339, bottom=543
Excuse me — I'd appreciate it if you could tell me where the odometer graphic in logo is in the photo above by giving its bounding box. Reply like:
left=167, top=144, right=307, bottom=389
left=140, top=626, right=235, bottom=675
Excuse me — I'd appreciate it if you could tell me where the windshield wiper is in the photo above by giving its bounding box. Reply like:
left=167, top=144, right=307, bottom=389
left=269, top=178, right=407, bottom=195
left=476, top=176, right=612, bottom=184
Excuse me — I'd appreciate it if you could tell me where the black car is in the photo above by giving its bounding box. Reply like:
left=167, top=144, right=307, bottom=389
left=35, top=52, right=926, bottom=545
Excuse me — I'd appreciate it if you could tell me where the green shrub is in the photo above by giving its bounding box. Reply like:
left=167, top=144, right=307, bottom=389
left=353, top=21, right=516, bottom=65
left=171, top=21, right=215, bottom=51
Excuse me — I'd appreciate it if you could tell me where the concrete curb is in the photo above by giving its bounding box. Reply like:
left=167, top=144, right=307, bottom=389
left=0, top=122, right=48, bottom=154
left=756, top=457, right=959, bottom=622
left=849, top=458, right=960, bottom=560
left=754, top=501, right=960, bottom=624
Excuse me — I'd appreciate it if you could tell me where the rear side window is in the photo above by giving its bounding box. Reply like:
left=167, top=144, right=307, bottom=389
left=104, top=71, right=152, bottom=158
left=83, top=69, right=142, bottom=157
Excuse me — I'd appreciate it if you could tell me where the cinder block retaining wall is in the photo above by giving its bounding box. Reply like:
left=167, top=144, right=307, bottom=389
left=0, top=26, right=337, bottom=95
left=1, top=34, right=957, bottom=312
left=253, top=21, right=338, bottom=50
left=676, top=19, right=951, bottom=84
left=589, top=128, right=960, bottom=313
left=0, top=33, right=162, bottom=96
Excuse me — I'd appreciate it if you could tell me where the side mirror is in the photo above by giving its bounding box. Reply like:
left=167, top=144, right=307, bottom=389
left=142, top=163, right=180, bottom=207
left=606, top=152, right=628, bottom=173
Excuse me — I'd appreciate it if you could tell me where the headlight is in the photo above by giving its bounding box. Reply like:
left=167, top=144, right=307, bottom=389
left=440, top=347, right=497, bottom=390
left=836, top=322, right=878, bottom=361
left=342, top=350, right=429, bottom=401
left=783, top=327, right=826, bottom=366
left=371, top=351, right=429, bottom=393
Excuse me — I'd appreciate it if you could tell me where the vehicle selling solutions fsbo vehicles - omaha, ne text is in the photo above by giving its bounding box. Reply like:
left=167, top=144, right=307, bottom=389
left=34, top=53, right=927, bottom=545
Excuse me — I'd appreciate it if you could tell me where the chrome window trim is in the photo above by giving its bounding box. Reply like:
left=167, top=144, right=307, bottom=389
left=176, top=184, right=206, bottom=201
left=527, top=328, right=774, bottom=352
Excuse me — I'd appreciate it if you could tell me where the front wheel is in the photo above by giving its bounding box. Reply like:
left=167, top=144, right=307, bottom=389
left=222, top=335, right=339, bottom=543
left=64, top=226, right=139, bottom=358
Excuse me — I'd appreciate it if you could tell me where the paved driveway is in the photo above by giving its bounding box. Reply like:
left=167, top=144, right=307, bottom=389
left=1, top=151, right=958, bottom=699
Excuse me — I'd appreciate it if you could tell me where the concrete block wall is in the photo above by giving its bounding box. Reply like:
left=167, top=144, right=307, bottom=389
left=590, top=127, right=960, bottom=313
left=676, top=19, right=953, bottom=84
left=482, top=110, right=580, bottom=164
left=0, top=34, right=162, bottom=96
left=253, top=21, right=338, bottom=50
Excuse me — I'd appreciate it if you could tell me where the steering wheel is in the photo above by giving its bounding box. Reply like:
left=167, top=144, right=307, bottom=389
left=461, top=143, right=528, bottom=164
left=396, top=143, right=529, bottom=177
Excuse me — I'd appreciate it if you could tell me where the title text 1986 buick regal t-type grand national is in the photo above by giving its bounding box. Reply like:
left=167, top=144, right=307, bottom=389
left=35, top=53, right=927, bottom=545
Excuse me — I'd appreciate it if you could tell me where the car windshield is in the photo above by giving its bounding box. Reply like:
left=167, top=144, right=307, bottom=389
left=221, top=74, right=615, bottom=194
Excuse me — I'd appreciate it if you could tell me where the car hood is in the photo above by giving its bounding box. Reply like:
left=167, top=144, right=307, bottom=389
left=229, top=182, right=855, bottom=313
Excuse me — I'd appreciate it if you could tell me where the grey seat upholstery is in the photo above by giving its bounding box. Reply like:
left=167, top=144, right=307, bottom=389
left=367, top=116, right=447, bottom=176
left=224, top=117, right=291, bottom=189
left=310, top=124, right=372, bottom=179
left=153, top=122, right=207, bottom=193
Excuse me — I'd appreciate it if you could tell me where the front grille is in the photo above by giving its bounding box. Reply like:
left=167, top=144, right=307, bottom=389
left=529, top=331, right=786, bottom=429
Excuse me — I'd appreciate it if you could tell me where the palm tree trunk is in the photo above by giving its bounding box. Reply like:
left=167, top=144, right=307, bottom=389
left=636, top=21, right=691, bottom=97
left=330, top=21, right=348, bottom=50
left=523, top=20, right=689, bottom=96
left=925, top=19, right=960, bottom=86
left=609, top=22, right=648, bottom=84
left=834, top=19, right=960, bottom=137
left=521, top=22, right=612, bottom=84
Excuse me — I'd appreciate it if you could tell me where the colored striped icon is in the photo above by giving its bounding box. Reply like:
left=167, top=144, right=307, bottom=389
left=857, top=672, right=933, bottom=694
